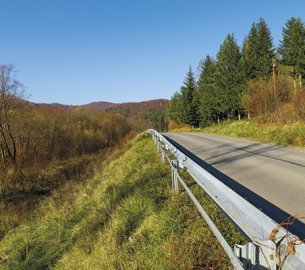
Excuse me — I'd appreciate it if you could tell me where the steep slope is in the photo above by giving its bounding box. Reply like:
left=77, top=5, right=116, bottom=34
left=0, top=134, right=233, bottom=270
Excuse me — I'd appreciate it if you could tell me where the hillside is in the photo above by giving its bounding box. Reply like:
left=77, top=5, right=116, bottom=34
left=33, top=99, right=168, bottom=117
left=32, top=103, right=76, bottom=110
left=84, top=99, right=168, bottom=119
left=84, top=99, right=167, bottom=111
left=0, top=134, right=238, bottom=270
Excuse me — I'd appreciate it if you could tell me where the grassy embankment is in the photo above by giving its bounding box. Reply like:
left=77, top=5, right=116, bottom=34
left=0, top=133, right=245, bottom=270
left=0, top=152, right=108, bottom=241
left=173, top=119, right=305, bottom=148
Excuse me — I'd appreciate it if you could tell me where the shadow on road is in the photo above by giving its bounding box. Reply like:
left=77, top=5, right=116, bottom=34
left=187, top=133, right=305, bottom=169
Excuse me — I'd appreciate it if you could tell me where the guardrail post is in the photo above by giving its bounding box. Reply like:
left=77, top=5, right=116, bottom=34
left=171, top=160, right=179, bottom=193
left=153, top=134, right=157, bottom=145
left=171, top=160, right=175, bottom=190
left=234, top=240, right=278, bottom=270
left=156, top=140, right=160, bottom=153
left=160, top=146, right=165, bottom=163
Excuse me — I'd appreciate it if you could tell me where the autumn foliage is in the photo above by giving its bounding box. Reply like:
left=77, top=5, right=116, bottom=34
left=0, top=101, right=134, bottom=194
left=0, top=66, right=166, bottom=196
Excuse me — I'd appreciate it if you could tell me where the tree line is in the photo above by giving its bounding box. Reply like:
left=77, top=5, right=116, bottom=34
left=1, top=64, right=163, bottom=195
left=166, top=17, right=305, bottom=128
left=0, top=64, right=169, bottom=195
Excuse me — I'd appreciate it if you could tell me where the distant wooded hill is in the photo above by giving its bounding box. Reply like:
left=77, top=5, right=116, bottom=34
left=33, top=98, right=168, bottom=133
left=84, top=99, right=168, bottom=116
left=34, top=99, right=168, bottom=117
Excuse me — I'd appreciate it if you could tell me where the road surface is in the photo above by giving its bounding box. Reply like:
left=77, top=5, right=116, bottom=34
left=164, top=132, right=305, bottom=237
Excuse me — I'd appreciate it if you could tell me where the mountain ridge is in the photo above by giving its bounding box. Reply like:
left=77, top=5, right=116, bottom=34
left=32, top=98, right=168, bottom=112
left=84, top=99, right=168, bottom=111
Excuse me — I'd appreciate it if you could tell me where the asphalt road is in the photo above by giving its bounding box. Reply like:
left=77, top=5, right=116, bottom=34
left=164, top=132, right=305, bottom=236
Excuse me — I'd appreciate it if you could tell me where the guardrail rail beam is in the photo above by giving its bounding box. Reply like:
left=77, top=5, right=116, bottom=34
left=148, top=129, right=305, bottom=270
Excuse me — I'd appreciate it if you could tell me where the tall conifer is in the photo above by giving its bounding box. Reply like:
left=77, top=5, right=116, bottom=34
left=257, top=18, right=274, bottom=77
left=242, top=19, right=273, bottom=80
left=197, top=56, right=219, bottom=125
left=180, top=66, right=199, bottom=127
left=215, top=34, right=243, bottom=119
left=278, top=17, right=305, bottom=88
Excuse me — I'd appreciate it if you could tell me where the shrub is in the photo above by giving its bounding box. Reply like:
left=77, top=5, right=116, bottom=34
left=242, top=76, right=294, bottom=118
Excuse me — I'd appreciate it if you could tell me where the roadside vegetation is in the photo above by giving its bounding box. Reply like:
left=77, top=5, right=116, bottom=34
left=0, top=134, right=241, bottom=270
left=171, top=119, right=305, bottom=148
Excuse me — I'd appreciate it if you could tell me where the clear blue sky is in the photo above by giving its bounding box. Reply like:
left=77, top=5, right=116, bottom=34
left=1, top=0, right=305, bottom=105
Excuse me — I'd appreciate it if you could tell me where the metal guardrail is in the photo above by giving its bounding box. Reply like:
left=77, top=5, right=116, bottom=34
left=149, top=129, right=305, bottom=270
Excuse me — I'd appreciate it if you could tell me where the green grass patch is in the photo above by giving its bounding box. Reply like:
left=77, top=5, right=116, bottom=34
left=0, top=133, right=234, bottom=270
left=174, top=119, right=305, bottom=148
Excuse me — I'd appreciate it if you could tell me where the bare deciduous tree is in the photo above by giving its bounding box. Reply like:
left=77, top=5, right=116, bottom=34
left=0, top=64, right=24, bottom=173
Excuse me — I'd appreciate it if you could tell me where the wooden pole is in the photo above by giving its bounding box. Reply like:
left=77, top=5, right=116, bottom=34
left=272, top=59, right=277, bottom=107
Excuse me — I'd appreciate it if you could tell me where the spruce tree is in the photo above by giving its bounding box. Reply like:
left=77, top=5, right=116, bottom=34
left=197, top=56, right=219, bottom=125
left=278, top=17, right=305, bottom=88
left=180, top=66, right=199, bottom=127
left=242, top=19, right=274, bottom=80
left=256, top=18, right=274, bottom=77
left=215, top=34, right=244, bottom=119
left=242, top=23, right=259, bottom=80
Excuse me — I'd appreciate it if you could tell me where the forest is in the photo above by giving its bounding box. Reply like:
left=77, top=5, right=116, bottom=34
left=166, top=17, right=305, bottom=129
left=0, top=64, right=166, bottom=198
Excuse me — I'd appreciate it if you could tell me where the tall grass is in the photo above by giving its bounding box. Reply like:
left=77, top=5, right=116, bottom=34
left=0, top=151, right=110, bottom=243
left=0, top=133, right=235, bottom=269
left=0, top=196, right=39, bottom=240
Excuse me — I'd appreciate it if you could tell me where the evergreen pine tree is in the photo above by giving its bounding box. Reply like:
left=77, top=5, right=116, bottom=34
left=215, top=34, right=244, bottom=119
left=197, top=56, right=219, bottom=125
left=242, top=19, right=273, bottom=80
left=180, top=66, right=199, bottom=127
left=278, top=17, right=305, bottom=88
left=242, top=23, right=259, bottom=80
left=256, top=18, right=274, bottom=77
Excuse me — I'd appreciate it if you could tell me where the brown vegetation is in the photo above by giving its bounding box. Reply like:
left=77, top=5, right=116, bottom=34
left=84, top=99, right=168, bottom=114
left=241, top=73, right=305, bottom=124
left=0, top=101, right=133, bottom=195
left=0, top=65, right=166, bottom=197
